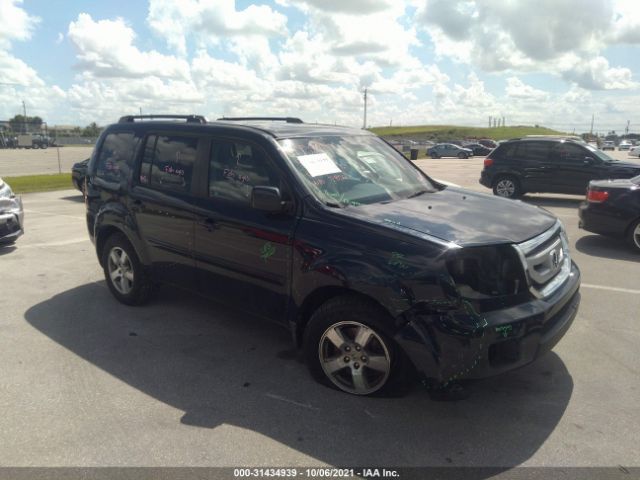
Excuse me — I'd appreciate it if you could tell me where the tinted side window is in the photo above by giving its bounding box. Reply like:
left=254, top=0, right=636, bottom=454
left=96, top=132, right=137, bottom=182
left=493, top=143, right=517, bottom=159
left=140, top=135, right=198, bottom=193
left=208, top=140, right=280, bottom=205
left=518, top=142, right=551, bottom=161
left=552, top=143, right=587, bottom=163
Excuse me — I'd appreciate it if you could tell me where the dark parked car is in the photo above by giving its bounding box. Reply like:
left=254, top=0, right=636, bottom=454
left=464, top=143, right=493, bottom=156
left=85, top=115, right=580, bottom=396
left=478, top=139, right=497, bottom=149
left=0, top=177, right=24, bottom=244
left=579, top=175, right=640, bottom=252
left=480, top=137, right=640, bottom=198
left=72, top=158, right=89, bottom=192
left=427, top=143, right=473, bottom=159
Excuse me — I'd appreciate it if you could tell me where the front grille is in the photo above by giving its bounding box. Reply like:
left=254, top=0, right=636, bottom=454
left=513, top=221, right=571, bottom=298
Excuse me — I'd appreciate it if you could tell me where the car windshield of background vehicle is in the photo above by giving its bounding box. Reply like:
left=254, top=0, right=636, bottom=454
left=586, top=145, right=617, bottom=162
left=278, top=135, right=436, bottom=207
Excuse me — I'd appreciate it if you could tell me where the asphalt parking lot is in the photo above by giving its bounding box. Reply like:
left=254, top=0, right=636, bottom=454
left=0, top=155, right=639, bottom=472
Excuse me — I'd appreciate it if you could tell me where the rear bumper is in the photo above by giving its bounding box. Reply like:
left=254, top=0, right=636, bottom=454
left=479, top=170, right=492, bottom=188
left=578, top=202, right=628, bottom=237
left=395, top=261, right=580, bottom=383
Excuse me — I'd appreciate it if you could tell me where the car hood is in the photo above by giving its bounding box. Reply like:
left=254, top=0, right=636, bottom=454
left=338, top=187, right=557, bottom=247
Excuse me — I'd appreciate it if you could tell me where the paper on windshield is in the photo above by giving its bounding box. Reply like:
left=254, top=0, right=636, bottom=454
left=297, top=153, right=342, bottom=177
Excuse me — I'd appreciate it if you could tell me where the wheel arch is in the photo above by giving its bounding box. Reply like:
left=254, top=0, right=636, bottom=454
left=292, top=287, right=395, bottom=349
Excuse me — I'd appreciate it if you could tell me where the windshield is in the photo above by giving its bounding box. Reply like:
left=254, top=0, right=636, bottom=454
left=278, top=135, right=437, bottom=207
left=586, top=145, right=616, bottom=162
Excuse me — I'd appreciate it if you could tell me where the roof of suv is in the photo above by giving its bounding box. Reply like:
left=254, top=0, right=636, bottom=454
left=113, top=115, right=371, bottom=139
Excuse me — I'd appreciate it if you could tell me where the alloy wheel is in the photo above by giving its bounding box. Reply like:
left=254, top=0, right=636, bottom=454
left=633, top=223, right=640, bottom=250
left=495, top=179, right=516, bottom=197
left=318, top=321, right=391, bottom=395
left=107, top=246, right=134, bottom=295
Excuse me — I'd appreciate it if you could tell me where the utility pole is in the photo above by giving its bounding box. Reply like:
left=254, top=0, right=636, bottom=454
left=362, top=88, right=368, bottom=129
left=625, top=120, right=630, bottom=135
left=22, top=100, right=27, bottom=133
left=590, top=113, right=594, bottom=135
left=502, top=116, right=505, bottom=127
left=489, top=116, right=492, bottom=128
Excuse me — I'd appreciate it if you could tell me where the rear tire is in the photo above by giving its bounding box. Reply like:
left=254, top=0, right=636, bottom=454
left=627, top=219, right=640, bottom=253
left=101, top=233, right=153, bottom=305
left=430, top=153, right=439, bottom=159
left=492, top=175, right=522, bottom=199
left=458, top=152, right=468, bottom=159
left=303, top=295, right=412, bottom=396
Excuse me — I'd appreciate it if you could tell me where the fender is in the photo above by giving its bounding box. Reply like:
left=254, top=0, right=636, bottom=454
left=94, top=201, right=151, bottom=267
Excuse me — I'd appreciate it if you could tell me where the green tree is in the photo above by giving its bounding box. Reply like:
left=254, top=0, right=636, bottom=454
left=8, top=114, right=43, bottom=133
left=81, top=122, right=101, bottom=137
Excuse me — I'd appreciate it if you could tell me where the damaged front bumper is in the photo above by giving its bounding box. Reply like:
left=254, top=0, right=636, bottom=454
left=395, top=261, right=580, bottom=385
left=0, top=196, right=24, bottom=244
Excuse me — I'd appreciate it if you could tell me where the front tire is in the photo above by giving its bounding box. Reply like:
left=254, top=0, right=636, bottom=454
left=458, top=152, right=468, bottom=159
left=627, top=219, right=640, bottom=253
left=303, top=296, right=411, bottom=396
left=492, top=175, right=522, bottom=199
left=101, top=233, right=153, bottom=305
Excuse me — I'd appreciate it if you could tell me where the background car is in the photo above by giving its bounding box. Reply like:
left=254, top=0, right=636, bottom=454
left=602, top=141, right=615, bottom=150
left=464, top=142, right=493, bottom=156
left=0, top=177, right=24, bottom=245
left=478, top=139, right=498, bottom=149
left=427, top=143, right=473, bottom=159
left=71, top=158, right=89, bottom=193
left=480, top=137, right=640, bottom=198
left=579, top=175, right=640, bottom=252
left=628, top=146, right=640, bottom=158
left=618, top=140, right=632, bottom=151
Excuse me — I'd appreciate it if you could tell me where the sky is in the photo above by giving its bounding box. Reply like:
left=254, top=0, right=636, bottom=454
left=0, top=0, right=638, bottom=133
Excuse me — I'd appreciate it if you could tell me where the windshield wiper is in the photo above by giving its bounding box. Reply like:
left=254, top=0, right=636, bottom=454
left=407, top=189, right=428, bottom=199
left=324, top=200, right=342, bottom=208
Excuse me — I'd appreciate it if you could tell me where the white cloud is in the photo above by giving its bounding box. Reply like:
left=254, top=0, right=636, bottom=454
left=562, top=56, right=637, bottom=90
left=147, top=0, right=288, bottom=56
left=68, top=14, right=191, bottom=80
left=0, top=0, right=39, bottom=48
left=416, top=0, right=638, bottom=91
left=505, top=77, right=549, bottom=100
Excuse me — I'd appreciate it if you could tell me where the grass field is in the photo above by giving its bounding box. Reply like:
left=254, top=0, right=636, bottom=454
left=3, top=173, right=73, bottom=193
left=369, top=124, right=565, bottom=142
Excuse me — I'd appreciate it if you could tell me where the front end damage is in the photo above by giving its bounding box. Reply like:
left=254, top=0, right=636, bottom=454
left=395, top=221, right=580, bottom=386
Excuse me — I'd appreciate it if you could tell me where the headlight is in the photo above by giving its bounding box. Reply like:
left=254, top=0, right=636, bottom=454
left=0, top=181, right=13, bottom=199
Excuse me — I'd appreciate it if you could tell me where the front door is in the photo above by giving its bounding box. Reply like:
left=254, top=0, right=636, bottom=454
left=193, top=138, right=297, bottom=322
left=549, top=142, right=598, bottom=194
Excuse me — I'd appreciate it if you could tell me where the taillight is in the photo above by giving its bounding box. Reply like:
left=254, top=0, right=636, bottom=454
left=484, top=158, right=494, bottom=167
left=587, top=189, right=609, bottom=203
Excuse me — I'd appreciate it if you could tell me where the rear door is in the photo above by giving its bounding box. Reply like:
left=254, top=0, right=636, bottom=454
left=515, top=141, right=554, bottom=192
left=192, top=137, right=298, bottom=322
left=129, top=133, right=205, bottom=288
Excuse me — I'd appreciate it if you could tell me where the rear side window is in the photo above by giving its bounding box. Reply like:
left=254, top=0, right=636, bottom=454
left=518, top=142, right=551, bottom=161
left=139, top=134, right=198, bottom=193
left=492, top=142, right=517, bottom=159
left=96, top=132, right=138, bottom=182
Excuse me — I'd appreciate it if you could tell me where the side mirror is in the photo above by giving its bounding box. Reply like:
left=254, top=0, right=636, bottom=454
left=251, top=186, right=284, bottom=213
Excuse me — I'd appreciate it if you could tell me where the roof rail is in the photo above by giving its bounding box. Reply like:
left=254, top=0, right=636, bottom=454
left=118, top=115, right=208, bottom=124
left=217, top=116, right=304, bottom=124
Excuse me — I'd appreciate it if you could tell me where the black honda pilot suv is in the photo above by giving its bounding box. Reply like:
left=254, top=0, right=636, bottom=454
left=480, top=136, right=640, bottom=198
left=85, top=115, right=581, bottom=396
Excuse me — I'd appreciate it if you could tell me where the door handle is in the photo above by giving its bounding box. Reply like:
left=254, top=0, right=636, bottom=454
left=198, top=218, right=216, bottom=232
